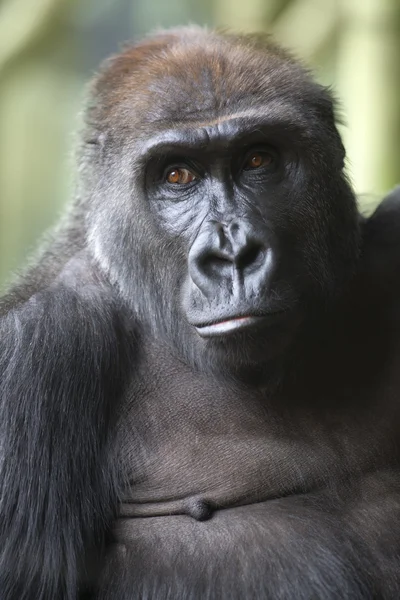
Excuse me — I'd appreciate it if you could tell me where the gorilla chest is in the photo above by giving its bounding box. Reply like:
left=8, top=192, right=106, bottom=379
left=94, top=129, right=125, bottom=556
left=116, top=349, right=394, bottom=517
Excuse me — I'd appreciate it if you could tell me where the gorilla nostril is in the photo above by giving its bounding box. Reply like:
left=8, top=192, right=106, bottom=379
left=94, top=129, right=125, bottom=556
left=229, top=222, right=240, bottom=235
left=214, top=256, right=232, bottom=267
left=236, top=244, right=264, bottom=271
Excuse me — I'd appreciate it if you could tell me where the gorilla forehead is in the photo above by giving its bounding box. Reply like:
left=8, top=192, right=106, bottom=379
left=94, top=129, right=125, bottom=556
left=89, top=27, right=323, bottom=131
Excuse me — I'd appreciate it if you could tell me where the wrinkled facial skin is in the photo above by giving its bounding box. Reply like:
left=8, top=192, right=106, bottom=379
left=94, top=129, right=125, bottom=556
left=145, top=117, right=300, bottom=337
left=84, top=34, right=360, bottom=375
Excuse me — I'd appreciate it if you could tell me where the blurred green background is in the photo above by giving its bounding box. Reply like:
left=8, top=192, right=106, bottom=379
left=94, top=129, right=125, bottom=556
left=0, top=0, right=399, bottom=286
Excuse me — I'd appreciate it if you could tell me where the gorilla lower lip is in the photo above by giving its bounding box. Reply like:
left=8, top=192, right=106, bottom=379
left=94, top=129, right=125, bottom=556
left=195, top=315, right=274, bottom=338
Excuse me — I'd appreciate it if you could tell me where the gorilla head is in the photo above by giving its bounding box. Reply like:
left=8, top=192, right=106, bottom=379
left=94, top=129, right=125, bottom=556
left=79, top=28, right=360, bottom=374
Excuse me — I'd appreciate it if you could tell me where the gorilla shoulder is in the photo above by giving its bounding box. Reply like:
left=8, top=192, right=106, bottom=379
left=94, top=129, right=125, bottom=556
left=363, top=185, right=400, bottom=285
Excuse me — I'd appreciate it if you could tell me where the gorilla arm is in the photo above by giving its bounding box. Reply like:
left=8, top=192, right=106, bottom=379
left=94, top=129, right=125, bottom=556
left=0, top=257, right=129, bottom=600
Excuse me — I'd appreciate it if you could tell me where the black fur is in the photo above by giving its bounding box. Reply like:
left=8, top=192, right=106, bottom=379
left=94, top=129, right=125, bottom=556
left=0, top=257, right=133, bottom=598
left=1, top=27, right=400, bottom=600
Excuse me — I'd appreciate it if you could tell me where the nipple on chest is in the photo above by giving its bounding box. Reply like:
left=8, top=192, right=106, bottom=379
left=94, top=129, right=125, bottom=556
left=119, top=496, right=214, bottom=521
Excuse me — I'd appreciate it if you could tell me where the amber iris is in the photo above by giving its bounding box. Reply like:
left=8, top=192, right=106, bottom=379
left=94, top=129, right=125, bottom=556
left=166, top=168, right=196, bottom=184
left=245, top=152, right=273, bottom=169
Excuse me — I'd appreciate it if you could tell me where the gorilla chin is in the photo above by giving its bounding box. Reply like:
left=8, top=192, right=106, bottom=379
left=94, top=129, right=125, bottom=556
left=187, top=306, right=302, bottom=381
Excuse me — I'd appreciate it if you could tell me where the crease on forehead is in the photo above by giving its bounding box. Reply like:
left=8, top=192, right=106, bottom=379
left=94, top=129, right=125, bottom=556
left=136, top=103, right=310, bottom=157
left=151, top=103, right=309, bottom=130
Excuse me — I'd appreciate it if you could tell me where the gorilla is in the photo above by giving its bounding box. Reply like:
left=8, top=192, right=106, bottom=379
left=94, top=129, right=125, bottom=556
left=1, top=26, right=400, bottom=600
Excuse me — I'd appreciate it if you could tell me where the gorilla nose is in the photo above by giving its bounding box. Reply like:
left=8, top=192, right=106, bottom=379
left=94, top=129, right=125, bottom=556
left=188, top=220, right=273, bottom=297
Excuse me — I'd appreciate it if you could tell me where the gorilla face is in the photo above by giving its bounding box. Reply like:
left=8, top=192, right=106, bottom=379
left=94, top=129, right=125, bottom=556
left=83, top=30, right=361, bottom=373
left=144, top=116, right=300, bottom=339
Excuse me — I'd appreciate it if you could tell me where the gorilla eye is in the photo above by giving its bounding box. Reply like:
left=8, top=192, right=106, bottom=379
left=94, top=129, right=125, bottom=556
left=243, top=152, right=274, bottom=170
left=166, top=168, right=196, bottom=185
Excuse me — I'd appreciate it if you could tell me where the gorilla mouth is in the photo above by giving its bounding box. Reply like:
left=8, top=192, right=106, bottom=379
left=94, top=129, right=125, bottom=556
left=194, top=313, right=286, bottom=338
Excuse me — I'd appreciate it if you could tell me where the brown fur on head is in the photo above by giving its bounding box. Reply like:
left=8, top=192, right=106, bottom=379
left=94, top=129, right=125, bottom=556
left=85, top=27, right=330, bottom=136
